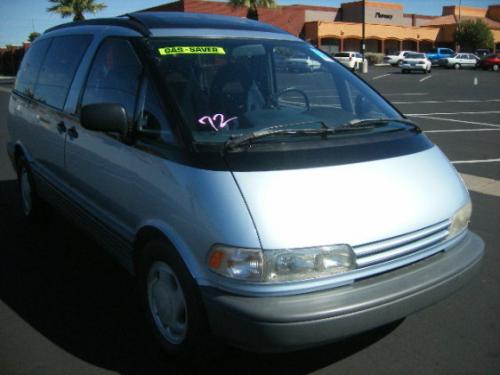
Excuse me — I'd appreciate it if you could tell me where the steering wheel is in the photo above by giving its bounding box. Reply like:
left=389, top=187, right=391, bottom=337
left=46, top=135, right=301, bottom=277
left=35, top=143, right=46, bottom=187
left=275, top=87, right=310, bottom=111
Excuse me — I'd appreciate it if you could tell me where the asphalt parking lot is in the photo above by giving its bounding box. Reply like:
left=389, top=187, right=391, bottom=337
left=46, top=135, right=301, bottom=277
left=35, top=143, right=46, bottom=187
left=0, top=66, right=499, bottom=375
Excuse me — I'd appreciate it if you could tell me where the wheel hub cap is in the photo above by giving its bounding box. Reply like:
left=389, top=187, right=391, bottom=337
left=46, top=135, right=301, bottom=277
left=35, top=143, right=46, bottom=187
left=147, top=261, right=187, bottom=344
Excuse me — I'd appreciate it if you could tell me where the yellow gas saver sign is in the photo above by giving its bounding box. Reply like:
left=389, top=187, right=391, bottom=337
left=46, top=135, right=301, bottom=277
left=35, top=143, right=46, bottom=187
left=158, top=46, right=226, bottom=56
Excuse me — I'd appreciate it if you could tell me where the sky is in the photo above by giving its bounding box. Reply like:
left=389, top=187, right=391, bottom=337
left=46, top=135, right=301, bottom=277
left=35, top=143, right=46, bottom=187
left=0, top=0, right=498, bottom=46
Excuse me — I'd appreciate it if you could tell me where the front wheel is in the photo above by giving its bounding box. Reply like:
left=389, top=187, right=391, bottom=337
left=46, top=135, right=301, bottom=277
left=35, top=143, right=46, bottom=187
left=454, top=63, right=461, bottom=70
left=493, top=64, right=499, bottom=72
left=138, top=239, right=209, bottom=357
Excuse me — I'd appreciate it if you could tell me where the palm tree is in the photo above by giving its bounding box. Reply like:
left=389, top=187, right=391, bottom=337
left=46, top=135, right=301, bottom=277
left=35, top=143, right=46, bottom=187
left=47, top=0, right=107, bottom=22
left=228, top=0, right=277, bottom=21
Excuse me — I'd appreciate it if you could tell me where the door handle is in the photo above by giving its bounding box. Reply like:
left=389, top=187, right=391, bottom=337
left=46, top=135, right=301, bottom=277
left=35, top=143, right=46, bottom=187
left=57, top=121, right=67, bottom=134
left=67, top=127, right=79, bottom=139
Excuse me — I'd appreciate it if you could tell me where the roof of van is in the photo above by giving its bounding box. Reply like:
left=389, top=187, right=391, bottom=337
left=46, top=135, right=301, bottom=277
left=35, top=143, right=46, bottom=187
left=45, top=12, right=289, bottom=36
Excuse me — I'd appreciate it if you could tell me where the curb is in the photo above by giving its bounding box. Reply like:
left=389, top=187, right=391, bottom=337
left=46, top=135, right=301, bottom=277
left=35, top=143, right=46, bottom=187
left=0, top=77, right=15, bottom=84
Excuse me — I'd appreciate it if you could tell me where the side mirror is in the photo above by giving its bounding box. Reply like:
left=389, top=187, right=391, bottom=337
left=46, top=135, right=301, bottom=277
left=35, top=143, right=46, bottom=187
left=81, top=103, right=128, bottom=136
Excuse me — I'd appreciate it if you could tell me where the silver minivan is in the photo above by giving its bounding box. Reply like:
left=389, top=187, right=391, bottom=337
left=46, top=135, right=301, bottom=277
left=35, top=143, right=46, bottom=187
left=7, top=12, right=484, bottom=355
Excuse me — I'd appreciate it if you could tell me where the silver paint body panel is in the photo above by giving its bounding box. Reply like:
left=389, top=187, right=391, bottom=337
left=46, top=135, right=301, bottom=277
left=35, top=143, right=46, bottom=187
left=232, top=146, right=468, bottom=250
left=6, top=22, right=474, bottom=298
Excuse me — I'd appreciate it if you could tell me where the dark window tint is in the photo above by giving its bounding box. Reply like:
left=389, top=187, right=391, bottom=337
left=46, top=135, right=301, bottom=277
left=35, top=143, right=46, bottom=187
left=34, top=35, right=92, bottom=109
left=15, top=38, right=52, bottom=97
left=81, top=38, right=143, bottom=121
left=334, top=53, right=349, bottom=57
left=137, top=78, right=176, bottom=145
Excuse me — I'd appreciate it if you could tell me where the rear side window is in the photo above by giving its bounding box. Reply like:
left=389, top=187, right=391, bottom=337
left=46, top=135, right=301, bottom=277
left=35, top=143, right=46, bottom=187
left=15, top=38, right=52, bottom=97
left=34, top=35, right=92, bottom=109
left=81, top=38, right=143, bottom=121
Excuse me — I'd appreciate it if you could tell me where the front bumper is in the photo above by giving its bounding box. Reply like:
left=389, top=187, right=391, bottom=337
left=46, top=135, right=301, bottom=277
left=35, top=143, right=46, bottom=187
left=201, top=231, right=483, bottom=352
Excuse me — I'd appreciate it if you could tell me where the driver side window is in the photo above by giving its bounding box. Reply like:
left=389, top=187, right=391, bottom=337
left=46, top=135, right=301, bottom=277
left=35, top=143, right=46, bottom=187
left=81, top=38, right=143, bottom=122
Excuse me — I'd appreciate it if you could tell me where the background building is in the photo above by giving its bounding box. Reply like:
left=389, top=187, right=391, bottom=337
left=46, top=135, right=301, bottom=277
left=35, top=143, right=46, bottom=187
left=141, top=0, right=500, bottom=53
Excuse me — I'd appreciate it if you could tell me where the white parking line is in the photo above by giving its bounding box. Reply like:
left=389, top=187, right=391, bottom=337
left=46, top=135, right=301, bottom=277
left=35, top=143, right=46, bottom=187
left=408, top=115, right=500, bottom=128
left=419, top=75, right=432, bottom=82
left=425, top=128, right=500, bottom=133
left=383, top=93, right=428, bottom=96
left=452, top=158, right=500, bottom=164
left=0, top=86, right=12, bottom=94
left=394, top=99, right=500, bottom=105
left=407, top=110, right=500, bottom=116
left=373, top=74, right=391, bottom=80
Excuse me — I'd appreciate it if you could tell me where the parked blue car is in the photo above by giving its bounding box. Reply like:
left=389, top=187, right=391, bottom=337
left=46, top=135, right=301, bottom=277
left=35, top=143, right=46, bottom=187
left=426, top=47, right=455, bottom=65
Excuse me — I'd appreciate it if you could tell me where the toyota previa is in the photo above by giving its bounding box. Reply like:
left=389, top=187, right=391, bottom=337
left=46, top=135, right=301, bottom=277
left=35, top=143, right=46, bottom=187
left=7, top=12, right=484, bottom=355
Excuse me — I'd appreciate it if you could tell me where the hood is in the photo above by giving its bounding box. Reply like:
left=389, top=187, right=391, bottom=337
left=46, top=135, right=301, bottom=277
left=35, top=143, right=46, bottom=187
left=231, top=146, right=468, bottom=250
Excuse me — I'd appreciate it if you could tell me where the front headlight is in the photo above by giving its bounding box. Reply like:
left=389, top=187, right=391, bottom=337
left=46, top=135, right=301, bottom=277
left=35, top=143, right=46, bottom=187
left=447, top=200, right=472, bottom=239
left=208, top=244, right=356, bottom=282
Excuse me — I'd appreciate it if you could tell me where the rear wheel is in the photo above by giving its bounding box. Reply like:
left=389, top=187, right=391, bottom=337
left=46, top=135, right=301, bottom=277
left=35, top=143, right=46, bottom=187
left=493, top=64, right=499, bottom=72
left=17, top=155, right=48, bottom=223
left=138, top=238, right=209, bottom=357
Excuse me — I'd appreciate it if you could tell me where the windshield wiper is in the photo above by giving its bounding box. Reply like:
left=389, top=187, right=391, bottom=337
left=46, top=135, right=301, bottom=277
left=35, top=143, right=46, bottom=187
left=335, top=118, right=421, bottom=132
left=224, top=118, right=419, bottom=151
left=224, top=120, right=332, bottom=151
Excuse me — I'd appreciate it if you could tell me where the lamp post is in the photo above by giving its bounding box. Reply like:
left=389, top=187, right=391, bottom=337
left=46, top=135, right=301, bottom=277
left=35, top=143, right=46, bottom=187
left=457, top=0, right=462, bottom=52
left=362, top=0, right=366, bottom=60
left=458, top=0, right=462, bottom=23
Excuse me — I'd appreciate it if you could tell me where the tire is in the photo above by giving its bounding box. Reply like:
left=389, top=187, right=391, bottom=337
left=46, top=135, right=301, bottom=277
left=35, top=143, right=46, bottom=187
left=397, top=60, right=403, bottom=67
left=16, top=155, right=48, bottom=223
left=138, top=238, right=209, bottom=357
left=493, top=64, right=499, bottom=72
left=454, top=63, right=461, bottom=70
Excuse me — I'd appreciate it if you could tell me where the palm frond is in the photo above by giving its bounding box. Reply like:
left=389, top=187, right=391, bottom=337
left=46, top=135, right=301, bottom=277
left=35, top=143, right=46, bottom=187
left=47, top=0, right=107, bottom=20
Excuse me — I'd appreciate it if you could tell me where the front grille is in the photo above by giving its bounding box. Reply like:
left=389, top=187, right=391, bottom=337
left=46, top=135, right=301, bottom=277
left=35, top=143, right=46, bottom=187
left=353, top=219, right=451, bottom=268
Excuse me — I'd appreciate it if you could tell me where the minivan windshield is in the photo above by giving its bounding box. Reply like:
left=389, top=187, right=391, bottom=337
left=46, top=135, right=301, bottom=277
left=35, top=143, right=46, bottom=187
left=148, top=38, right=402, bottom=145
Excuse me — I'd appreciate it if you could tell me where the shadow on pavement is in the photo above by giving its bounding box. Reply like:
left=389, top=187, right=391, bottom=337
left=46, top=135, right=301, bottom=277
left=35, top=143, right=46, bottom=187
left=0, top=179, right=402, bottom=375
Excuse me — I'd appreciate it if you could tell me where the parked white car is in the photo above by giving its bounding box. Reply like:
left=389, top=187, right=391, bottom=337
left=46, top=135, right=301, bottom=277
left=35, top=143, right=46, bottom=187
left=401, top=53, right=432, bottom=73
left=333, top=51, right=365, bottom=71
left=285, top=53, right=322, bottom=72
left=383, top=50, right=415, bottom=66
left=438, top=53, right=480, bottom=69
